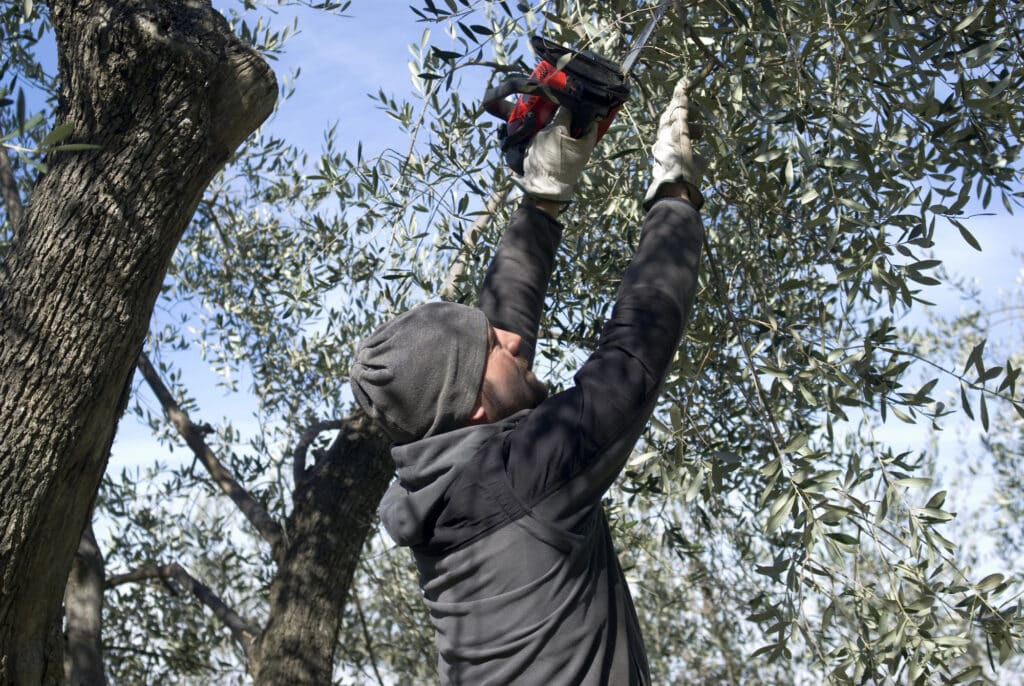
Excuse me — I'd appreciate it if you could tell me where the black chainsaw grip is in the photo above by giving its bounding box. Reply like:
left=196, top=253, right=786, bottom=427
left=482, top=77, right=532, bottom=120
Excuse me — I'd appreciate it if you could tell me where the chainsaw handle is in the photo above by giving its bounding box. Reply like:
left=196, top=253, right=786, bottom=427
left=482, top=76, right=573, bottom=120
left=483, top=77, right=600, bottom=144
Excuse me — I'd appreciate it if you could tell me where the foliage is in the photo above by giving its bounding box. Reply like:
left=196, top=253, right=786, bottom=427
left=2, top=0, right=1023, bottom=683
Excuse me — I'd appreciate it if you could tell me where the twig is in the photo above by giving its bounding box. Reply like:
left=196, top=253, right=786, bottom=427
left=355, top=594, right=386, bottom=686
left=703, top=244, right=789, bottom=468
left=462, top=60, right=523, bottom=74
left=675, top=0, right=728, bottom=91
left=441, top=187, right=511, bottom=300
left=107, top=562, right=258, bottom=661
left=678, top=1, right=727, bottom=70
left=136, top=351, right=286, bottom=556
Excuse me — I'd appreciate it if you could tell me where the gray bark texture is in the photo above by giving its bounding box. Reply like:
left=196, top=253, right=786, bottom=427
left=0, top=0, right=276, bottom=682
left=63, top=525, right=106, bottom=686
left=138, top=352, right=394, bottom=683
left=253, top=413, right=392, bottom=685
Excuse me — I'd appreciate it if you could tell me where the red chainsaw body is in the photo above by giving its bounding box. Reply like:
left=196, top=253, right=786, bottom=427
left=482, top=36, right=630, bottom=173
left=505, top=57, right=619, bottom=146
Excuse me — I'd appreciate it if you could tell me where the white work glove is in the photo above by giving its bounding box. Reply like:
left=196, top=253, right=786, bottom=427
left=516, top=107, right=598, bottom=204
left=643, top=78, right=707, bottom=211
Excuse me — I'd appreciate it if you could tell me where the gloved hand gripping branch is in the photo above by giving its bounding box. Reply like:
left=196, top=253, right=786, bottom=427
left=644, top=79, right=707, bottom=211
left=514, top=107, right=598, bottom=206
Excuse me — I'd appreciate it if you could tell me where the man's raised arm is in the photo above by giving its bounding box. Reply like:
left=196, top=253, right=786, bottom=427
left=503, top=79, right=709, bottom=520
left=477, top=203, right=562, bottom=367
left=477, top=108, right=598, bottom=366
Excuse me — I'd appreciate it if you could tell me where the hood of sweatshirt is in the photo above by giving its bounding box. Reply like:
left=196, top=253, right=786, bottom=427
left=379, top=413, right=526, bottom=547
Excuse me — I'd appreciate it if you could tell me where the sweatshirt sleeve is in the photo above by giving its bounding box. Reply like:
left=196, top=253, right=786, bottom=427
left=503, top=197, right=705, bottom=524
left=477, top=203, right=563, bottom=366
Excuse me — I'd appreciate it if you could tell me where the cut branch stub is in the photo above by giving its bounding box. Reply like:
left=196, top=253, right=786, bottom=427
left=292, top=418, right=347, bottom=488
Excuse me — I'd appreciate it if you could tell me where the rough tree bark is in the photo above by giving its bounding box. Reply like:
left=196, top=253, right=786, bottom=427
left=253, top=414, right=392, bottom=685
left=0, top=1, right=276, bottom=682
left=136, top=353, right=393, bottom=683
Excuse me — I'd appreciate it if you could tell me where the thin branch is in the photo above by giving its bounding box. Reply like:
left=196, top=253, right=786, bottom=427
left=878, top=344, right=1021, bottom=405
left=703, top=244, right=789, bottom=468
left=0, top=146, right=25, bottom=237
left=441, top=187, right=512, bottom=300
left=679, top=2, right=727, bottom=70
left=107, top=563, right=258, bottom=661
left=292, top=417, right=347, bottom=488
left=136, top=351, right=286, bottom=555
left=462, top=60, right=524, bottom=74
left=354, top=594, right=385, bottom=686
left=676, top=0, right=728, bottom=91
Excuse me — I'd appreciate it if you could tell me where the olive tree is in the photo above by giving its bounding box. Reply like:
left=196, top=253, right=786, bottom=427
left=0, top=0, right=275, bottom=681
left=6, top=0, right=1022, bottom=683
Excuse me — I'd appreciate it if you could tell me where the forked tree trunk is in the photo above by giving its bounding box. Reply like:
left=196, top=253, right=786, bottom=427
left=0, top=1, right=275, bottom=681
left=253, top=414, right=393, bottom=685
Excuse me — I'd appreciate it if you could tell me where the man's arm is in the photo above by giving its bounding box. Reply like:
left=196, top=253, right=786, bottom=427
left=476, top=201, right=563, bottom=367
left=502, top=195, right=704, bottom=523
left=497, top=80, right=707, bottom=524
left=477, top=108, right=598, bottom=366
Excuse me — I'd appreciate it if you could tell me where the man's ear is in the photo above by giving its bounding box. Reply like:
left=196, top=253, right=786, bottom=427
left=469, top=403, right=487, bottom=423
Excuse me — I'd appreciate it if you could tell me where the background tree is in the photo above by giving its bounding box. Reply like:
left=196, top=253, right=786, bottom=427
left=4, top=0, right=1023, bottom=683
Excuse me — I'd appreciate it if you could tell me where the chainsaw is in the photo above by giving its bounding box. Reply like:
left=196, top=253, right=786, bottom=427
left=482, top=2, right=670, bottom=174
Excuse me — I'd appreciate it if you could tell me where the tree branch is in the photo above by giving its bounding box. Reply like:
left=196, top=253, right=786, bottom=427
left=354, top=594, right=385, bottom=686
left=0, top=146, right=25, bottom=237
left=107, top=563, right=257, bottom=661
left=676, top=0, right=728, bottom=91
left=136, top=351, right=285, bottom=556
left=292, top=418, right=347, bottom=488
left=441, top=187, right=511, bottom=300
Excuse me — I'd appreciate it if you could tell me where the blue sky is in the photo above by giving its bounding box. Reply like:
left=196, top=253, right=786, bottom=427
left=259, top=3, right=430, bottom=153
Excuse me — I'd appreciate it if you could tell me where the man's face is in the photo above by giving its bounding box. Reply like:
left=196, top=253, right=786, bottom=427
left=477, top=324, right=548, bottom=422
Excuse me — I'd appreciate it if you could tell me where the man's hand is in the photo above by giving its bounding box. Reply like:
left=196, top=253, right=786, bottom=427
left=517, top=107, right=598, bottom=205
left=644, top=78, right=707, bottom=211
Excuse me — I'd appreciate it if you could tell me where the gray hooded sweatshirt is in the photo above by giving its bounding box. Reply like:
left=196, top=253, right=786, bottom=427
left=379, top=199, right=704, bottom=685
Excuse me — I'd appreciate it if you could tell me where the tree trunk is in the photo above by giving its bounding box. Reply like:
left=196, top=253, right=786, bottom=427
left=63, top=524, right=106, bottom=686
left=0, top=1, right=275, bottom=682
left=253, top=413, right=393, bottom=685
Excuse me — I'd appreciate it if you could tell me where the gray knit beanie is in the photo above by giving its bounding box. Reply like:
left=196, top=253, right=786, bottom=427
left=350, top=302, right=490, bottom=445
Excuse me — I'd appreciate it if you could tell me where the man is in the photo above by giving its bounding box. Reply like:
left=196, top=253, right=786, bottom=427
left=350, top=78, right=706, bottom=684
